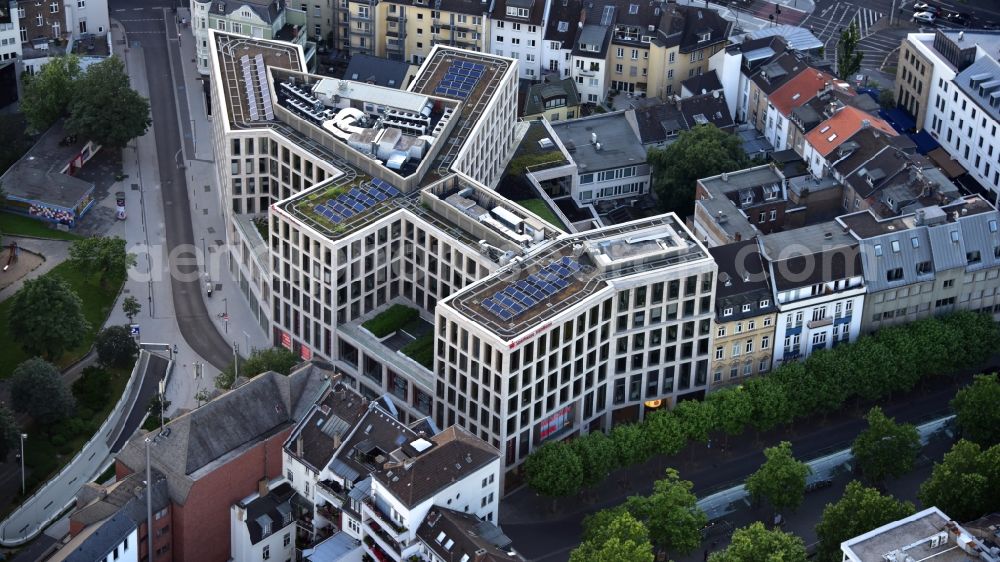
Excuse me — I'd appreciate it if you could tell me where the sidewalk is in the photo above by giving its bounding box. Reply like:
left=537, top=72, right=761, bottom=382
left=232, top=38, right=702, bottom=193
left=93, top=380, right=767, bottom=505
left=499, top=364, right=993, bottom=561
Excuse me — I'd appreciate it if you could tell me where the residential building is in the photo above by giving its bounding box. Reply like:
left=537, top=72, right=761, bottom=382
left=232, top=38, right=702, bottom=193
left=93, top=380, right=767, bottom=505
left=417, top=508, right=522, bottom=562
left=786, top=84, right=882, bottom=161
left=841, top=506, right=998, bottom=562
left=839, top=195, right=1000, bottom=333
left=191, top=0, right=313, bottom=74
left=760, top=66, right=846, bottom=152
left=342, top=53, right=416, bottom=88
left=49, top=473, right=171, bottom=562
left=707, top=240, right=777, bottom=387
left=710, top=35, right=790, bottom=123
left=627, top=93, right=734, bottom=148
left=0, top=2, right=22, bottom=64
left=744, top=51, right=810, bottom=135
left=680, top=70, right=723, bottom=98
left=540, top=0, right=576, bottom=81
left=438, top=215, right=717, bottom=484
left=902, top=30, right=1000, bottom=198
left=353, top=0, right=487, bottom=65
left=759, top=223, right=865, bottom=364
left=489, top=0, right=547, bottom=79
left=800, top=105, right=896, bottom=178
left=548, top=110, right=649, bottom=205
left=693, top=164, right=790, bottom=247
left=522, top=77, right=580, bottom=121
left=282, top=379, right=507, bottom=561
left=114, top=367, right=331, bottom=562
left=230, top=479, right=298, bottom=562
left=16, top=0, right=111, bottom=74
left=644, top=4, right=731, bottom=99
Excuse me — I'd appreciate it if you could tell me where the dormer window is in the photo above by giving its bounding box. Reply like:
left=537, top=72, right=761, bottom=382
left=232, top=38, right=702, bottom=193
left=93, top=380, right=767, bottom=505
left=506, top=6, right=528, bottom=17
left=629, top=3, right=639, bottom=14
left=698, top=31, right=711, bottom=42
left=723, top=307, right=733, bottom=316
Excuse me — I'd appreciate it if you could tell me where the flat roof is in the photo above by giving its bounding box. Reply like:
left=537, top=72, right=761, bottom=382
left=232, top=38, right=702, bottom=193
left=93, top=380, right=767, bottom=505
left=842, top=507, right=982, bottom=562
left=0, top=119, right=95, bottom=209
left=212, top=32, right=304, bottom=127
left=549, top=111, right=645, bottom=172
left=448, top=214, right=710, bottom=340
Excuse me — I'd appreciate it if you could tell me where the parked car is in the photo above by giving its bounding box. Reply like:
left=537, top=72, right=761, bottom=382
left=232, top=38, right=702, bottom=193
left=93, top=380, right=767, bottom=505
left=944, top=11, right=970, bottom=25
left=913, top=2, right=941, bottom=15
left=805, top=479, right=834, bottom=492
left=982, top=20, right=1000, bottom=30
left=913, top=11, right=937, bottom=24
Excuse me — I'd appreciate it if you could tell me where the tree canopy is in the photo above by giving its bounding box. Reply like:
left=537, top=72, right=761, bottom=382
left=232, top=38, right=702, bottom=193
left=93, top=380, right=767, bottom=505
left=648, top=125, right=748, bottom=216
left=570, top=509, right=655, bottom=562
left=951, top=373, right=1000, bottom=446
left=745, top=441, right=811, bottom=512
left=68, top=236, right=136, bottom=288
left=851, top=406, right=921, bottom=484
left=10, top=358, right=76, bottom=425
left=216, top=346, right=302, bottom=389
left=837, top=21, right=864, bottom=80
left=570, top=431, right=619, bottom=488
left=625, top=469, right=706, bottom=555
left=918, top=440, right=1000, bottom=521
left=95, top=325, right=140, bottom=367
left=815, top=482, right=915, bottom=562
left=65, top=56, right=151, bottom=148
left=7, top=275, right=90, bottom=360
left=0, top=406, right=21, bottom=462
left=524, top=440, right=584, bottom=498
left=709, top=522, right=807, bottom=562
left=122, top=295, right=142, bottom=323
left=20, top=55, right=82, bottom=132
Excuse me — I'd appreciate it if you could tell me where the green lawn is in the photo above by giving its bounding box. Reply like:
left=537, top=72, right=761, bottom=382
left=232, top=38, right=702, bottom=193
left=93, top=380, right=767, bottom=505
left=401, top=332, right=434, bottom=370
left=0, top=212, right=83, bottom=241
left=363, top=304, right=419, bottom=338
left=518, top=199, right=567, bottom=230
left=0, top=261, right=124, bottom=377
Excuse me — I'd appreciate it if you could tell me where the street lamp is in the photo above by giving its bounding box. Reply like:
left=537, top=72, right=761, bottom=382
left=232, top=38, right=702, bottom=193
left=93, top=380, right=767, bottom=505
left=19, top=433, right=27, bottom=495
left=223, top=298, right=229, bottom=334
left=200, top=238, right=206, bottom=273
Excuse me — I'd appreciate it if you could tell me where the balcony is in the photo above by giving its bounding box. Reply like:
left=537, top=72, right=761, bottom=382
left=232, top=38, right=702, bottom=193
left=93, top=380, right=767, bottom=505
left=366, top=521, right=403, bottom=557
left=807, top=316, right=832, bottom=329
left=362, top=539, right=394, bottom=562
left=386, top=29, right=399, bottom=37
left=362, top=498, right=407, bottom=539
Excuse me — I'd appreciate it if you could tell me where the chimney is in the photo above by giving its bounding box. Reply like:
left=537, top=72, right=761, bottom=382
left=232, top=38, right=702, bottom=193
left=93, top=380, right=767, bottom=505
left=333, top=431, right=342, bottom=448
left=258, top=478, right=269, bottom=498
left=296, top=436, right=304, bottom=457
left=734, top=232, right=742, bottom=241
left=722, top=172, right=729, bottom=181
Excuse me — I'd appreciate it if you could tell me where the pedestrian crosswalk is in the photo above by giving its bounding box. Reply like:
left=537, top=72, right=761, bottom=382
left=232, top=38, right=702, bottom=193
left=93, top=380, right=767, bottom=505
left=852, top=8, right=884, bottom=39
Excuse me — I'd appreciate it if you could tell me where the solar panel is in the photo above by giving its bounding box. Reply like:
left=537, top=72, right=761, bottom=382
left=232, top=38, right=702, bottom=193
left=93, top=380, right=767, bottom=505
left=508, top=302, right=525, bottom=314
left=553, top=278, right=569, bottom=289
left=349, top=188, right=363, bottom=198
left=315, top=204, right=328, bottom=214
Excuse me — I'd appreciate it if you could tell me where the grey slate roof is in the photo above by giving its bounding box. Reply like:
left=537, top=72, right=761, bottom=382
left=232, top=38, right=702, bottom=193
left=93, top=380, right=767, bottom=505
left=116, top=366, right=330, bottom=505
left=343, top=55, right=412, bottom=89
left=681, top=71, right=723, bottom=96
left=240, top=482, right=296, bottom=544
left=954, top=55, right=1000, bottom=125
left=211, top=0, right=284, bottom=23
left=549, top=110, right=645, bottom=172
left=708, top=240, right=776, bottom=321
left=0, top=119, right=95, bottom=210
left=523, top=78, right=580, bottom=116
left=417, top=507, right=523, bottom=562
left=759, top=222, right=864, bottom=291
left=58, top=511, right=135, bottom=562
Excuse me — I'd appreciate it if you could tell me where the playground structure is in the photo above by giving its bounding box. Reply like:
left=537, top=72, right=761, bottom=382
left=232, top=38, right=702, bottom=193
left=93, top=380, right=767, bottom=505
left=3, top=241, right=18, bottom=272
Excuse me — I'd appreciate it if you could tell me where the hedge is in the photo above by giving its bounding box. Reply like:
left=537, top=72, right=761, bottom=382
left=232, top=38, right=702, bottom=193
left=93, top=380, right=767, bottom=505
left=362, top=304, right=419, bottom=338
left=524, top=312, right=1000, bottom=498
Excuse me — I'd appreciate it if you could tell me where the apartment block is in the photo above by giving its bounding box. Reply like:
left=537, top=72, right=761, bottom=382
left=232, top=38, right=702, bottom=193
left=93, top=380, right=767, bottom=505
left=345, top=0, right=488, bottom=64
left=489, top=0, right=547, bottom=79
left=902, top=30, right=1000, bottom=198
left=759, top=223, right=865, bottom=364
left=438, top=216, right=717, bottom=484
left=693, top=164, right=790, bottom=247
left=839, top=195, right=1000, bottom=333
left=707, top=240, right=777, bottom=388
left=0, top=2, right=22, bottom=63
left=191, top=0, right=313, bottom=74
left=230, top=479, right=298, bottom=562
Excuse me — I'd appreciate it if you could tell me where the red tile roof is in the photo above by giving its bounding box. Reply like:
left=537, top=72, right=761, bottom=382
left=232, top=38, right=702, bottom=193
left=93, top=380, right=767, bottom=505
left=805, top=106, right=897, bottom=157
left=769, top=68, right=847, bottom=116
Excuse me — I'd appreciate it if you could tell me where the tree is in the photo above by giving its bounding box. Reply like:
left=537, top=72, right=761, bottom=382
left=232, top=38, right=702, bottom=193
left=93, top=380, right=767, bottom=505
left=815, top=481, right=915, bottom=562
left=571, top=432, right=619, bottom=488
left=648, top=125, right=748, bottom=216
left=707, top=387, right=752, bottom=445
left=745, top=441, right=811, bottom=513
left=643, top=410, right=687, bottom=457
left=674, top=399, right=715, bottom=444
left=524, top=441, right=583, bottom=498
left=878, top=89, right=896, bottom=109
left=19, top=55, right=82, bottom=132
left=95, top=325, right=140, bottom=367
left=709, top=522, right=807, bottom=562
left=851, top=406, right=920, bottom=484
left=951, top=374, right=1000, bottom=446
left=216, top=347, right=301, bottom=389
left=68, top=236, right=136, bottom=288
left=836, top=21, right=864, bottom=80
left=65, top=56, right=151, bottom=148
left=122, top=295, right=142, bottom=323
left=612, top=422, right=654, bottom=466
left=7, top=275, right=90, bottom=360
left=918, top=440, right=1000, bottom=521
left=0, top=406, right=21, bottom=462
left=625, top=469, right=706, bottom=555
left=744, top=376, right=793, bottom=432
left=570, top=509, right=654, bottom=562
left=10, top=358, right=76, bottom=425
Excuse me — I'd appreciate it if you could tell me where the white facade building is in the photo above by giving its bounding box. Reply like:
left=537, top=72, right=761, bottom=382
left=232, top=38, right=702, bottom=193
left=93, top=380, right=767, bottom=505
left=0, top=1, right=22, bottom=63
left=488, top=0, right=548, bottom=80
left=759, top=224, right=865, bottom=364
left=230, top=479, right=298, bottom=562
left=841, top=506, right=998, bottom=562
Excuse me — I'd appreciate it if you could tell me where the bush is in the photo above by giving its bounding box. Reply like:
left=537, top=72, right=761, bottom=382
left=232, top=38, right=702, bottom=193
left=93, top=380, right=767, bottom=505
left=78, top=407, right=95, bottom=421
left=362, top=304, right=418, bottom=338
left=72, top=366, right=113, bottom=411
left=51, top=435, right=66, bottom=448
left=401, top=333, right=434, bottom=369
left=523, top=312, right=1000, bottom=497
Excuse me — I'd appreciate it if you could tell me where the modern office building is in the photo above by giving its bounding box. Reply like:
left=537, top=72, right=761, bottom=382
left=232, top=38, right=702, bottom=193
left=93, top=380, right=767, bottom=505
left=841, top=507, right=999, bottom=562
left=707, top=240, right=777, bottom=387
left=899, top=30, right=1000, bottom=198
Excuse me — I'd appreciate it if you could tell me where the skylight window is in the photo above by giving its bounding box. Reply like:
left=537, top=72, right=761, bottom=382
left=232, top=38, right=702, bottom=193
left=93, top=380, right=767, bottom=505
left=827, top=133, right=838, bottom=142
left=819, top=125, right=830, bottom=133
left=791, top=93, right=800, bottom=101
left=629, top=3, right=638, bottom=14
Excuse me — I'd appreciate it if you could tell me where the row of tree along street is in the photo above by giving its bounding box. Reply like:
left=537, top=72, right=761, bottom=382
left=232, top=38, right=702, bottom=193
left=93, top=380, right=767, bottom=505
left=524, top=311, right=999, bottom=499
left=569, top=373, right=1000, bottom=562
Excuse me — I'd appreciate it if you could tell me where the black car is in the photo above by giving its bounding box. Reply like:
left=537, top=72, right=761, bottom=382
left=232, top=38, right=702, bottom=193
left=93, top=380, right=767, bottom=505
left=944, top=12, right=970, bottom=25
left=805, top=479, right=834, bottom=492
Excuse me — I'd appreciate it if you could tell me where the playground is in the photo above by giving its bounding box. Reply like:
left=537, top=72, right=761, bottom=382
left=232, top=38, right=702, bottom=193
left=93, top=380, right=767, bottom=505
left=0, top=241, right=44, bottom=293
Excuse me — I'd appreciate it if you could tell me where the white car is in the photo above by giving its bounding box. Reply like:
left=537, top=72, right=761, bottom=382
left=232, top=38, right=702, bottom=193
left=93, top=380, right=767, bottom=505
left=913, top=11, right=937, bottom=24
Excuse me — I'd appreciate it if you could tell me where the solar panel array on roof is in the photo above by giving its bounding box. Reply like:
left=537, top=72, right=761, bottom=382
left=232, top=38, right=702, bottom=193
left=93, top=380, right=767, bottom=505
left=312, top=179, right=401, bottom=224
left=480, top=256, right=582, bottom=321
left=255, top=54, right=274, bottom=120
left=240, top=55, right=260, bottom=121
left=434, top=61, right=485, bottom=100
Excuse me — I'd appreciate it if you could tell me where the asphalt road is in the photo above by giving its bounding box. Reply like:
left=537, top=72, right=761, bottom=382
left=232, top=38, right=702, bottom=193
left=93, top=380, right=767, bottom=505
left=500, top=371, right=976, bottom=562
left=112, top=1, right=234, bottom=371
